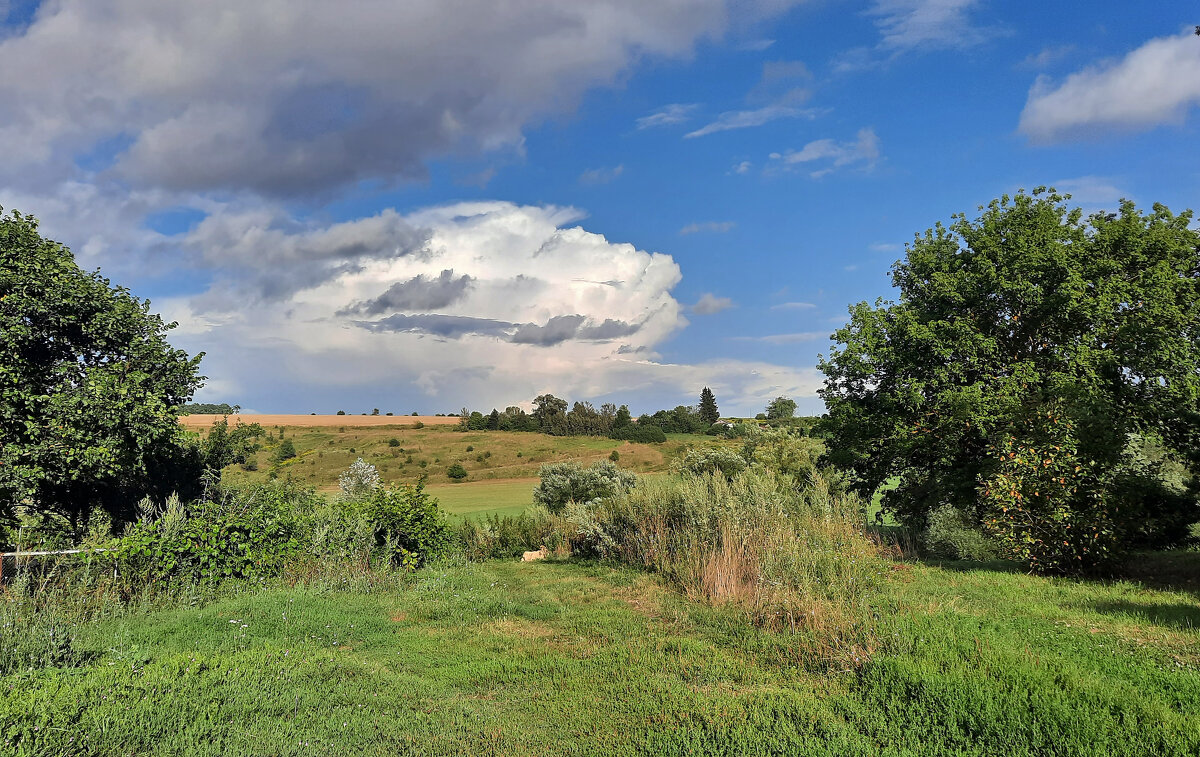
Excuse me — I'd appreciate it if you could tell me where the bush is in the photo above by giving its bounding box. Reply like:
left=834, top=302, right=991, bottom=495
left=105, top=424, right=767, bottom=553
left=465, top=445, right=474, bottom=452
left=922, top=505, right=996, bottom=561
left=532, top=460, right=636, bottom=514
left=446, top=463, right=468, bottom=481
left=272, top=439, right=297, bottom=463
left=338, top=458, right=381, bottom=500
left=388, top=438, right=401, bottom=447
left=609, top=450, right=620, bottom=462
left=363, top=484, right=452, bottom=569
left=337, top=410, right=346, bottom=415
left=674, top=448, right=747, bottom=480
left=456, top=510, right=563, bottom=561
left=413, top=421, right=424, bottom=429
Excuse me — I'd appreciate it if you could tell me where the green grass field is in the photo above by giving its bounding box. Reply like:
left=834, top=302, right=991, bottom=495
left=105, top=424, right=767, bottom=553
left=426, top=478, right=537, bottom=520
left=5, top=555, right=1198, bottom=755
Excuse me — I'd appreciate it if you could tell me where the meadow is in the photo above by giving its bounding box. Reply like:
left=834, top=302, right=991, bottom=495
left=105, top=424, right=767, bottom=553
left=208, top=420, right=719, bottom=520
left=3, top=555, right=1197, bottom=755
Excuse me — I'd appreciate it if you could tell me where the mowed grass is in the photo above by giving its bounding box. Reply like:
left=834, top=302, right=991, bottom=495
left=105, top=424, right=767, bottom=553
left=5, top=556, right=1198, bottom=755
left=212, top=425, right=716, bottom=492
left=426, top=478, right=537, bottom=520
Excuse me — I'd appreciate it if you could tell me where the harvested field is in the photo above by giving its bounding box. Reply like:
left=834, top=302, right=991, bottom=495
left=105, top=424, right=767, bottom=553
left=179, top=413, right=459, bottom=430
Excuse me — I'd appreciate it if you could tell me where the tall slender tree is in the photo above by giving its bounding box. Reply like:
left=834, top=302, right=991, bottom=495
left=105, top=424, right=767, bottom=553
left=698, top=387, right=720, bottom=425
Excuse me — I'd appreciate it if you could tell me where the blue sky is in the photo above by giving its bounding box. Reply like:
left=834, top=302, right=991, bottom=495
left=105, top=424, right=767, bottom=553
left=2, top=1, right=1198, bottom=416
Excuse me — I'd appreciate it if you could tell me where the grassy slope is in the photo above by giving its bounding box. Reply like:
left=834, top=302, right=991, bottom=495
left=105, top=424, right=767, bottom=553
left=5, top=557, right=1198, bottom=756
left=215, top=426, right=716, bottom=493
left=425, top=478, right=538, bottom=520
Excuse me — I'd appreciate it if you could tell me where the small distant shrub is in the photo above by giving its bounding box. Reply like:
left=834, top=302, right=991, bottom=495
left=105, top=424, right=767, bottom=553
left=388, top=438, right=401, bottom=447
left=337, top=410, right=346, bottom=415
left=349, top=447, right=355, bottom=454
left=466, top=445, right=474, bottom=452
left=411, top=411, right=419, bottom=416
left=447, top=463, right=468, bottom=481
left=923, top=504, right=997, bottom=561
left=386, top=412, right=393, bottom=416
left=413, top=421, right=425, bottom=429
left=609, top=450, right=620, bottom=462
left=484, top=451, right=491, bottom=459
left=475, top=454, right=484, bottom=463
left=516, top=451, right=523, bottom=458
left=242, top=459, right=258, bottom=471
left=272, top=439, right=297, bottom=463
left=419, top=460, right=428, bottom=468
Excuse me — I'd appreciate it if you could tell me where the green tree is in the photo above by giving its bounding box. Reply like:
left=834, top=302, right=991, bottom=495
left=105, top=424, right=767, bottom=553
left=532, top=393, right=568, bottom=433
left=819, top=190, right=1200, bottom=571
left=0, top=210, right=204, bottom=534
left=698, top=387, right=720, bottom=425
left=765, top=397, right=796, bottom=420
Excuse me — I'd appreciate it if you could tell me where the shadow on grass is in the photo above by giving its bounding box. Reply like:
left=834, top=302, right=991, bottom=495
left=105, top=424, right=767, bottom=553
left=1091, top=599, right=1200, bottom=631
left=1116, top=551, right=1200, bottom=598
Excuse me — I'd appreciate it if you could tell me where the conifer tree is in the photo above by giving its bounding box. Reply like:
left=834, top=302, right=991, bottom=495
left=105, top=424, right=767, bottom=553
left=698, top=387, right=720, bottom=425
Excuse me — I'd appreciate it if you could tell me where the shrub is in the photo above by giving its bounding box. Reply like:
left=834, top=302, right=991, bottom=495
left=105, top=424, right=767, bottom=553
left=532, top=460, right=636, bottom=514
left=609, top=450, right=620, bottom=462
left=674, top=448, right=747, bottom=480
left=337, top=410, right=346, bottom=415
left=413, top=421, right=425, bottom=429
left=466, top=445, right=474, bottom=452
left=363, top=484, right=452, bottom=569
left=272, top=439, right=297, bottom=463
left=338, top=458, right=381, bottom=500
left=388, top=438, right=401, bottom=447
left=922, top=504, right=996, bottom=561
left=447, top=463, right=468, bottom=481
left=456, top=509, right=563, bottom=561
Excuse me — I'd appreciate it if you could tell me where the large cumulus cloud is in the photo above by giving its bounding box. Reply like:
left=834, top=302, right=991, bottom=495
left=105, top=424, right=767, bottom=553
left=157, top=201, right=818, bottom=414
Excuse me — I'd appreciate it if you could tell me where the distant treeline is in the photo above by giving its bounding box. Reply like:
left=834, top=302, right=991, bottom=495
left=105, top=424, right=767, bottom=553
left=456, top=392, right=810, bottom=442
left=180, top=402, right=239, bottom=415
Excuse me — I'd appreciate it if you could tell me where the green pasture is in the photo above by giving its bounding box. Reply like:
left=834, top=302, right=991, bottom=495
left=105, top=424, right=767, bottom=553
left=426, top=478, right=537, bottom=520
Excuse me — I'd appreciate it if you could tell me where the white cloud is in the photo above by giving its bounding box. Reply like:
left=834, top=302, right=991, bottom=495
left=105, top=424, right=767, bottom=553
left=636, top=103, right=699, bottom=129
left=867, top=0, right=992, bottom=53
left=731, top=160, right=753, bottom=174
left=768, top=128, right=881, bottom=176
left=770, top=301, right=815, bottom=310
left=1053, top=176, right=1128, bottom=207
left=731, top=331, right=827, bottom=344
left=869, top=242, right=900, bottom=252
left=1019, top=30, right=1200, bottom=142
left=1018, top=44, right=1075, bottom=70
left=579, top=164, right=625, bottom=185
left=685, top=105, right=819, bottom=138
left=691, top=293, right=735, bottom=314
left=679, top=221, right=735, bottom=235
left=0, top=1, right=748, bottom=197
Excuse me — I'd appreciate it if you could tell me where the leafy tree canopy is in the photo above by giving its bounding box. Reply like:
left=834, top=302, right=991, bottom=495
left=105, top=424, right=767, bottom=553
left=0, top=209, right=204, bottom=531
left=819, top=190, right=1200, bottom=568
left=766, top=396, right=797, bottom=420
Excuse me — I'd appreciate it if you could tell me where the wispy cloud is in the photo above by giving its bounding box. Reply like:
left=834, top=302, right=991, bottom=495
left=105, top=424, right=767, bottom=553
left=686, top=105, right=819, bottom=138
left=1018, top=44, right=1075, bottom=70
left=731, top=160, right=753, bottom=175
left=869, top=242, right=900, bottom=252
left=1019, top=29, right=1200, bottom=143
left=731, top=331, right=826, bottom=344
left=770, top=301, right=815, bottom=310
left=636, top=103, right=699, bottom=130
left=833, top=0, right=998, bottom=72
left=1052, top=176, right=1129, bottom=206
left=769, top=128, right=881, bottom=177
left=679, top=221, right=735, bottom=235
left=691, top=293, right=735, bottom=315
left=579, top=164, right=625, bottom=185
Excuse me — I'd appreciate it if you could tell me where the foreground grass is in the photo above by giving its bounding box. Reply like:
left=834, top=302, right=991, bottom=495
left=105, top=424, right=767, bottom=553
left=4, top=555, right=1198, bottom=755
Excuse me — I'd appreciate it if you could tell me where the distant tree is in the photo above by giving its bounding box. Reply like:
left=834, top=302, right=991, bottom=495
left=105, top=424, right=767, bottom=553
left=819, top=190, right=1200, bottom=572
left=0, top=209, right=204, bottom=534
left=487, top=408, right=501, bottom=430
left=372, top=408, right=380, bottom=416
left=532, top=393, right=569, bottom=432
left=182, top=402, right=239, bottom=415
left=613, top=405, right=632, bottom=430
left=446, top=463, right=468, bottom=481
left=765, top=397, right=797, bottom=420
left=272, top=439, right=297, bottom=463
left=698, top=387, right=720, bottom=425
left=337, top=410, right=346, bottom=415
left=201, top=419, right=264, bottom=471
